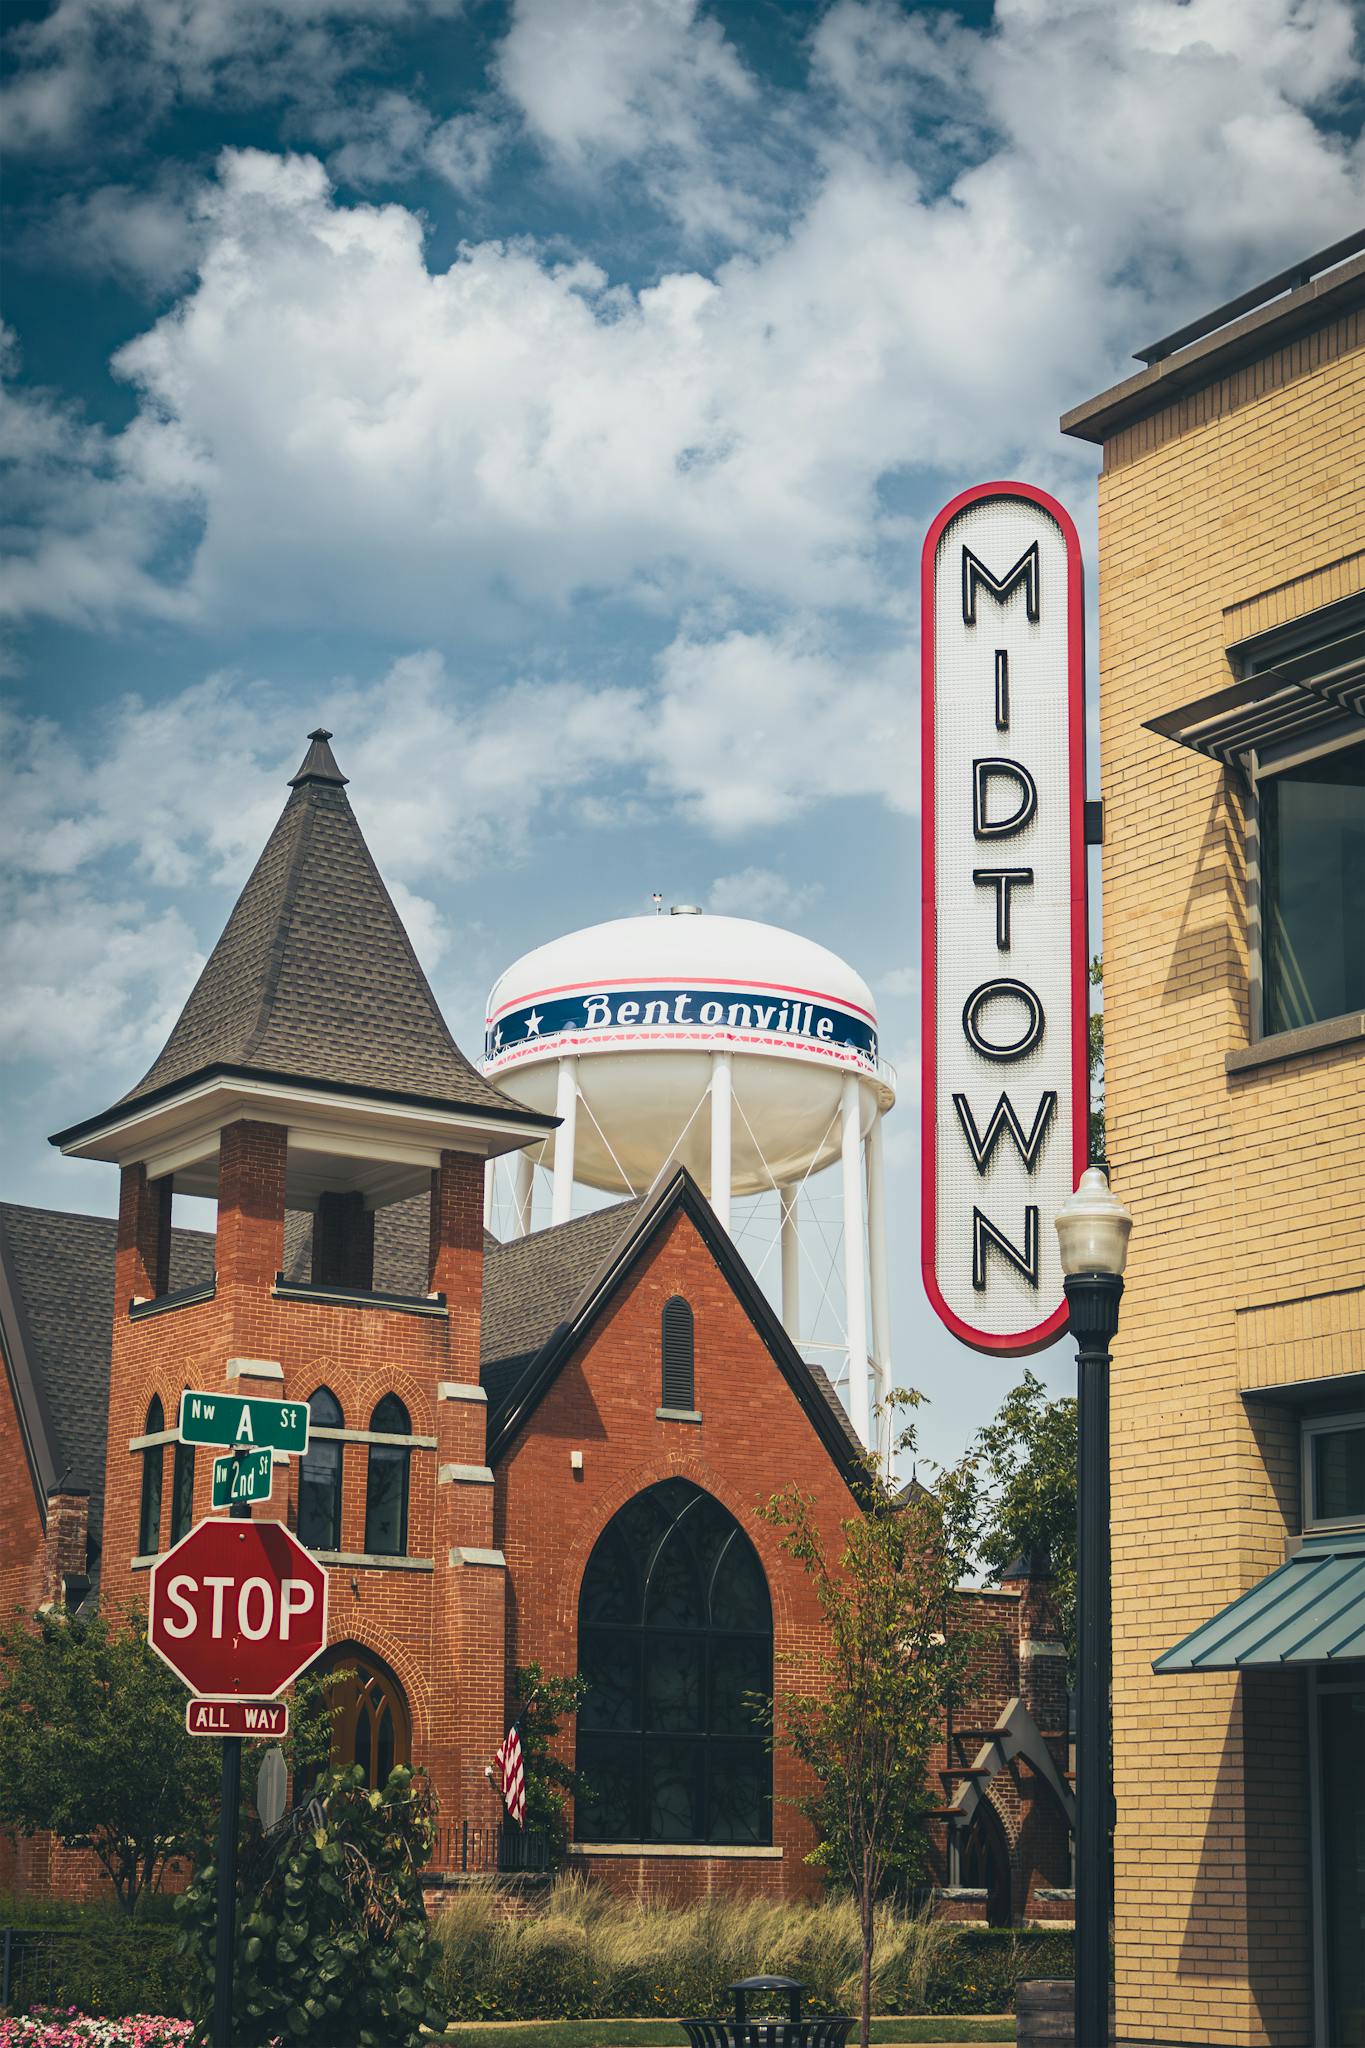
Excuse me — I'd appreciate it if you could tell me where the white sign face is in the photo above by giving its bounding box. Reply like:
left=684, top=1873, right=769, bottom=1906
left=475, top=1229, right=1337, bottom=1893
left=921, top=483, right=1087, bottom=1354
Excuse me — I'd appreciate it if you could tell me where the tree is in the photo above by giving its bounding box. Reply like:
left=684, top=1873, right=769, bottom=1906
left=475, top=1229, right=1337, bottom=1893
left=504, top=1661, right=587, bottom=1847
left=759, top=1396, right=977, bottom=2048
left=176, top=1762, right=444, bottom=2047
left=1089, top=954, right=1106, bottom=1164
left=955, top=1370, right=1078, bottom=1668
left=0, top=1608, right=218, bottom=1913
left=0, top=1607, right=343, bottom=1915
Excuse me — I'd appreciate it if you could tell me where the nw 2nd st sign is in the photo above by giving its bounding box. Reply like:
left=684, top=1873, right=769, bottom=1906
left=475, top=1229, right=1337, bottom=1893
left=921, top=482, right=1087, bottom=1356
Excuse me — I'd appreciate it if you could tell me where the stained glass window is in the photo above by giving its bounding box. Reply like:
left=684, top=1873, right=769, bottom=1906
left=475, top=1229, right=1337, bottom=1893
left=576, top=1480, right=772, bottom=1844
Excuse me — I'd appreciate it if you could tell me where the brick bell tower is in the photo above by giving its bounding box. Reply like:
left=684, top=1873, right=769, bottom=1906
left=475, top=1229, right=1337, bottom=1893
left=50, top=729, right=555, bottom=1836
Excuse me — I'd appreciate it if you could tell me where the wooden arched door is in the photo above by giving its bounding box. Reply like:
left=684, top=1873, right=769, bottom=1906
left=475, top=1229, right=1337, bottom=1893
left=322, top=1647, right=411, bottom=1790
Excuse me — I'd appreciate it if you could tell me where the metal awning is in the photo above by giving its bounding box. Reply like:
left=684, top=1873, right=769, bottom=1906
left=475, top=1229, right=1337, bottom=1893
left=1144, top=591, right=1365, bottom=767
left=1153, top=1532, right=1365, bottom=1673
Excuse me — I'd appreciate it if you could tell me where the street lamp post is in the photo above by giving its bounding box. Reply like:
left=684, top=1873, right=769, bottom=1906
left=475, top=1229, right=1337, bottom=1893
left=1056, top=1166, right=1132, bottom=2048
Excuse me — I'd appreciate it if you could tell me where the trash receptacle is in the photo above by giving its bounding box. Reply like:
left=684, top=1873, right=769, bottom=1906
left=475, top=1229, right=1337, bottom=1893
left=678, top=1972, right=852, bottom=2047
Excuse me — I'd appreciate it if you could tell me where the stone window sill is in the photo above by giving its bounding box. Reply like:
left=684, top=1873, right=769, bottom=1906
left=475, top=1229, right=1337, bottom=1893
left=656, top=1407, right=703, bottom=1424
left=312, top=1551, right=434, bottom=1572
left=1227, top=1010, right=1365, bottom=1075
left=568, top=1842, right=781, bottom=1859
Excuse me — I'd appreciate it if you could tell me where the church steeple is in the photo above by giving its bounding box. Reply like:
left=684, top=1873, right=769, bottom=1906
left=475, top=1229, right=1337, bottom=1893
left=51, top=731, right=554, bottom=1176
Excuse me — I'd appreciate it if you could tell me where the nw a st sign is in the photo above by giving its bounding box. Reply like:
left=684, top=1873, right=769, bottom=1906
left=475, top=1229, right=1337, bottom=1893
left=921, top=482, right=1087, bottom=1354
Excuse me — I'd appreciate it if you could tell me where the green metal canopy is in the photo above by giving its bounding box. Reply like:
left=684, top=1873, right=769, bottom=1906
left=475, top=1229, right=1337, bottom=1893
left=1153, top=1532, right=1365, bottom=1673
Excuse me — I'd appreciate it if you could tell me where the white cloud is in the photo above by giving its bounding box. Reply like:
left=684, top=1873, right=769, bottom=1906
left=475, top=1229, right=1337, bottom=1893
left=648, top=629, right=910, bottom=832
left=0, top=881, right=204, bottom=1069
left=2, top=2, right=1361, bottom=644
left=38, top=178, right=205, bottom=292
left=707, top=866, right=822, bottom=921
left=0, top=0, right=462, bottom=154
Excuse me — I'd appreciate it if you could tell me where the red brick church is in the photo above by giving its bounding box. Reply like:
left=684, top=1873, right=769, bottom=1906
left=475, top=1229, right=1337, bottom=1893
left=0, top=730, right=1072, bottom=1922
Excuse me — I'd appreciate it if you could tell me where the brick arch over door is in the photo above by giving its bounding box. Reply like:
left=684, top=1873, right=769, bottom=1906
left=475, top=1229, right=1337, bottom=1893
left=574, top=1477, right=774, bottom=1847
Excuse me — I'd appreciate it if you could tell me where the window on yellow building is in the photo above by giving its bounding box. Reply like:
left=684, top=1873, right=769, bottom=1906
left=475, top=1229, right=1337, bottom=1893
left=1302, top=1414, right=1365, bottom=1533
left=1260, top=739, right=1365, bottom=1036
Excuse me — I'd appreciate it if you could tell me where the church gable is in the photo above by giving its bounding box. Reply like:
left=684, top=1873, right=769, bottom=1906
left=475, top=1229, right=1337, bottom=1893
left=490, top=1171, right=865, bottom=1494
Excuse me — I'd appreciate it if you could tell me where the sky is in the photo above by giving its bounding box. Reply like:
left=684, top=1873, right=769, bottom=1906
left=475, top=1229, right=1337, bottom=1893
left=3, top=0, right=1364, bottom=1472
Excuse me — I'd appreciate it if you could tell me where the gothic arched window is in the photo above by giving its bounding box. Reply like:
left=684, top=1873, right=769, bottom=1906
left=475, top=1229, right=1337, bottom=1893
left=138, top=1396, right=164, bottom=1556
left=298, top=1387, right=344, bottom=1552
left=364, top=1393, right=410, bottom=1557
left=660, top=1296, right=695, bottom=1412
left=576, top=1479, right=772, bottom=1845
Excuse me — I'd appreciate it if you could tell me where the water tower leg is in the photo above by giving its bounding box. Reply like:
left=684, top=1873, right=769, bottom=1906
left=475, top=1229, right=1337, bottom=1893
left=710, top=1053, right=732, bottom=1235
left=866, top=1116, right=893, bottom=1472
left=483, top=1158, right=495, bottom=1233
left=780, top=1185, right=801, bottom=1342
left=552, top=1057, right=578, bottom=1227
left=513, top=1150, right=534, bottom=1239
left=841, top=1075, right=871, bottom=1450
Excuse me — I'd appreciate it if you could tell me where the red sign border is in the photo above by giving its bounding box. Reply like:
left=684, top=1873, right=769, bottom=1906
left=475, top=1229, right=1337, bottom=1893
left=920, top=480, right=1088, bottom=1356
left=185, top=1696, right=291, bottom=1738
left=147, top=1516, right=330, bottom=1700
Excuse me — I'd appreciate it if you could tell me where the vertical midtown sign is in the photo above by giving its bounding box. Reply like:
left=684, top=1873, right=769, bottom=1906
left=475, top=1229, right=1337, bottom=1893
left=921, top=482, right=1087, bottom=1354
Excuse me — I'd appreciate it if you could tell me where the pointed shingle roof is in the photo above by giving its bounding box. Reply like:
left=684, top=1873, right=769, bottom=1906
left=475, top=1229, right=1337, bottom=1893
left=54, top=731, right=547, bottom=1144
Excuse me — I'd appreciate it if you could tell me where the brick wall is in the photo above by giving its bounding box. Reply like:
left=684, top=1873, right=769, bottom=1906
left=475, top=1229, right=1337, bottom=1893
left=103, top=1124, right=501, bottom=1853
left=1095, top=307, right=1364, bottom=2045
left=495, top=1204, right=860, bottom=1905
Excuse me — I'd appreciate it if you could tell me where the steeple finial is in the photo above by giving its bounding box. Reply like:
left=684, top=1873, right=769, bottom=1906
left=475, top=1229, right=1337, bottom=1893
left=288, top=728, right=348, bottom=788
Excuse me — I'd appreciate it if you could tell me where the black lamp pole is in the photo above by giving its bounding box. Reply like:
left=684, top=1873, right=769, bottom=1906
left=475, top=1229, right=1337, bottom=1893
left=1065, top=1267, right=1124, bottom=2048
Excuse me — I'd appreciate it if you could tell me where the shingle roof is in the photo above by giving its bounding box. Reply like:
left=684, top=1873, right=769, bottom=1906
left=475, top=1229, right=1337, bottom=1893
left=481, top=1199, right=643, bottom=1414
left=0, top=1203, right=213, bottom=1547
left=58, top=731, right=542, bottom=1142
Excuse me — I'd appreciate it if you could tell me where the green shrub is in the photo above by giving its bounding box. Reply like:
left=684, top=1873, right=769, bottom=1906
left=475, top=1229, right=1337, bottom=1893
left=175, top=1763, right=445, bottom=2048
left=431, top=1882, right=1073, bottom=2020
left=0, top=1922, right=192, bottom=2016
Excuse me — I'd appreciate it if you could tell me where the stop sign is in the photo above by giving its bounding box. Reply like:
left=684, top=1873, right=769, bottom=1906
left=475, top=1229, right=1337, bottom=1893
left=148, top=1518, right=328, bottom=1700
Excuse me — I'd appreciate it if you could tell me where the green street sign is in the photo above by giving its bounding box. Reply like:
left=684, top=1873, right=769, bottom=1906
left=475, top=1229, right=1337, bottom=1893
left=179, top=1389, right=310, bottom=1455
left=211, top=1447, right=274, bottom=1509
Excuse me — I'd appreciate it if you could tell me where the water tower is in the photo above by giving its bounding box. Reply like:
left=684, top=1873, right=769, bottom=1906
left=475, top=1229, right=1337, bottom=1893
left=482, top=907, right=896, bottom=1455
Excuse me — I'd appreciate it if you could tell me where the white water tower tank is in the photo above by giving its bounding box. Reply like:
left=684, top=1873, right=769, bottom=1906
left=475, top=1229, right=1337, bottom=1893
left=483, top=908, right=896, bottom=1453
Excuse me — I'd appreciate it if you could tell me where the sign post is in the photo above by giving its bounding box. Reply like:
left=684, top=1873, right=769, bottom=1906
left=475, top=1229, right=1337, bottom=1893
left=211, top=1447, right=274, bottom=1509
left=148, top=1506, right=327, bottom=2048
left=178, top=1389, right=309, bottom=1455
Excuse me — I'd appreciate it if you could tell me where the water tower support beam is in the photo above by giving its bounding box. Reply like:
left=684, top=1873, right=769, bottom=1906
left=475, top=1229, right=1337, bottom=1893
left=552, top=1057, right=578, bottom=1227
left=483, top=1158, right=495, bottom=1233
left=513, top=1150, right=534, bottom=1239
left=710, top=1053, right=732, bottom=1234
left=780, top=1185, right=801, bottom=1342
left=866, top=1115, right=892, bottom=1471
left=841, top=1075, right=871, bottom=1450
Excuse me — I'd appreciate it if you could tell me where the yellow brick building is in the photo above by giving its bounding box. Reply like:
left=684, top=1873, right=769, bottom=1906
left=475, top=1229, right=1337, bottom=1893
left=1063, top=241, right=1365, bottom=2048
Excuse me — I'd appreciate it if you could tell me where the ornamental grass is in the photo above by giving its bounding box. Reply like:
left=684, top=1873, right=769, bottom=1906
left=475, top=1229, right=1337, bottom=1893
left=431, top=1878, right=1024, bottom=2021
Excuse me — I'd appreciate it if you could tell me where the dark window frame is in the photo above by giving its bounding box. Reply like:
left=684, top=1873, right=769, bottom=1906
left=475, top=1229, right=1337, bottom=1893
left=138, top=1396, right=165, bottom=1556
left=364, top=1393, right=411, bottom=1557
left=298, top=1387, right=345, bottom=1552
left=575, top=1479, right=772, bottom=1847
left=1253, top=735, right=1365, bottom=1041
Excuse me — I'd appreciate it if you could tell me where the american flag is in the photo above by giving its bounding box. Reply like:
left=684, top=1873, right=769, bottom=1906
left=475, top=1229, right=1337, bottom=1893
left=494, top=1723, right=525, bottom=1827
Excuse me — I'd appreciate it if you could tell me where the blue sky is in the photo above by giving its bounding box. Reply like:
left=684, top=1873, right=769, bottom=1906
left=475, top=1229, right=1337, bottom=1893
left=3, top=0, right=1363, bottom=1470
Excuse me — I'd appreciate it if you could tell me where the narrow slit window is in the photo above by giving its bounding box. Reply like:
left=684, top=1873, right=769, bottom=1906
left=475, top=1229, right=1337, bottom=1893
left=298, top=1387, right=345, bottom=1552
left=169, top=1434, right=195, bottom=1545
left=138, top=1396, right=165, bottom=1556
left=661, top=1297, right=695, bottom=1413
